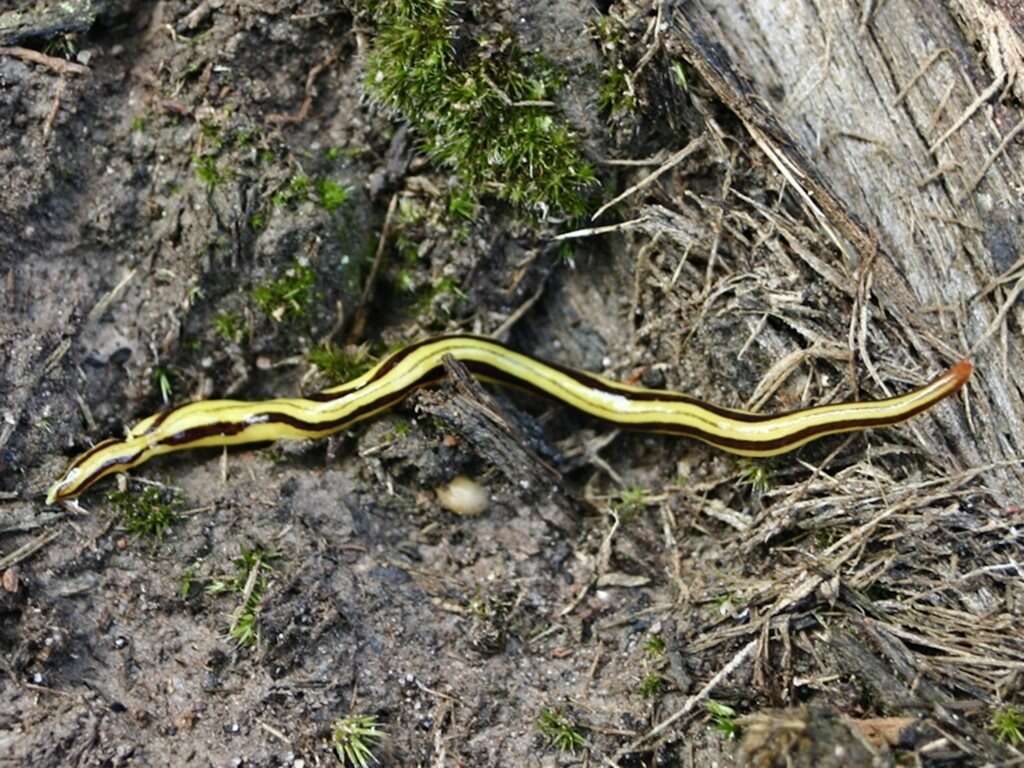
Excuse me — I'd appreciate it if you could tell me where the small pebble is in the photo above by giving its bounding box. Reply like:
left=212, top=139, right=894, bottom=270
left=435, top=475, right=489, bottom=517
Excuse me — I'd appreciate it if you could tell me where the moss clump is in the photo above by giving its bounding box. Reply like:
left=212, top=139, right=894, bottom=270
left=315, top=178, right=350, bottom=212
left=308, top=343, right=376, bottom=385
left=364, top=0, right=595, bottom=218
left=590, top=16, right=638, bottom=116
left=213, top=310, right=244, bottom=342
left=537, top=708, right=586, bottom=753
left=205, top=547, right=278, bottom=647
left=107, top=487, right=182, bottom=541
left=332, top=714, right=386, bottom=767
left=252, top=261, right=317, bottom=321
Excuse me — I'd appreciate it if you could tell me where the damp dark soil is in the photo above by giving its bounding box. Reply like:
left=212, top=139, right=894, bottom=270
left=2, top=1, right=1023, bottom=766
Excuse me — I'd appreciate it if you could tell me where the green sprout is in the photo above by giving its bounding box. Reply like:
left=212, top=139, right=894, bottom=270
left=991, top=706, right=1024, bottom=746
left=706, top=700, right=739, bottom=740
left=180, top=566, right=197, bottom=599
left=638, top=673, right=663, bottom=699
left=671, top=61, right=688, bottom=90
left=308, top=343, right=376, bottom=385
left=272, top=174, right=311, bottom=207
left=537, top=708, right=586, bottom=753
left=612, top=486, right=649, bottom=521
left=332, top=714, right=386, bottom=767
left=364, top=0, right=595, bottom=217
left=154, top=367, right=174, bottom=404
left=643, top=633, right=666, bottom=656
left=446, top=189, right=477, bottom=220
left=597, top=65, right=636, bottom=115
left=106, top=487, right=182, bottom=541
left=737, top=459, right=774, bottom=493
left=206, top=547, right=278, bottom=647
left=213, top=310, right=244, bottom=342
left=194, top=155, right=227, bottom=188
left=316, top=178, right=350, bottom=212
left=252, top=261, right=317, bottom=321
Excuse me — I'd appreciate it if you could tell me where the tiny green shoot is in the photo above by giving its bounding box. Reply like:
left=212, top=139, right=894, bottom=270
left=706, top=700, right=739, bottom=740
left=106, top=487, right=182, bottom=541
left=308, top=343, right=376, bottom=385
left=332, top=714, right=386, bottom=767
left=252, top=262, right=317, bottom=321
left=537, top=708, right=586, bottom=753
left=738, top=459, right=774, bottom=493
left=316, top=178, right=350, bottom=212
left=643, top=633, right=666, bottom=656
left=194, top=155, right=227, bottom=188
left=154, top=367, right=174, bottom=404
left=638, top=673, right=663, bottom=699
left=991, top=706, right=1024, bottom=746
left=213, top=311, right=244, bottom=343
left=206, top=547, right=278, bottom=647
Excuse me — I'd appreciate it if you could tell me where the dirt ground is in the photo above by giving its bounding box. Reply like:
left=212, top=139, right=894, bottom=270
left=2, top=1, right=1023, bottom=766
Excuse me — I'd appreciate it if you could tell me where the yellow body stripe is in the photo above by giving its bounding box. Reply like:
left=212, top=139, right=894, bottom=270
left=46, top=335, right=971, bottom=504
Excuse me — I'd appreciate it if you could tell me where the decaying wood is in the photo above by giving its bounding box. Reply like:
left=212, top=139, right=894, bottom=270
left=414, top=355, right=581, bottom=534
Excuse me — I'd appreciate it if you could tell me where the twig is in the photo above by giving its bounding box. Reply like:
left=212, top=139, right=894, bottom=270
left=958, top=116, right=1024, bottom=202
left=554, top=215, right=649, bottom=241
left=347, top=193, right=399, bottom=343
left=928, top=73, right=1004, bottom=154
left=491, top=281, right=546, bottom=342
left=86, top=268, right=137, bottom=325
left=0, top=47, right=89, bottom=75
left=591, top=135, right=706, bottom=221
left=0, top=528, right=61, bottom=570
left=894, top=48, right=953, bottom=106
left=42, top=77, right=67, bottom=141
left=606, top=640, right=756, bottom=765
left=479, top=72, right=554, bottom=108
left=265, top=51, right=337, bottom=125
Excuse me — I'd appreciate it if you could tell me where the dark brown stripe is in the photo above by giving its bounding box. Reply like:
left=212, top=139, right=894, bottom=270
left=65, top=437, right=121, bottom=472
left=59, top=448, right=144, bottom=500
left=135, top=406, right=179, bottom=435
left=302, top=335, right=772, bottom=421
left=622, top=392, right=942, bottom=453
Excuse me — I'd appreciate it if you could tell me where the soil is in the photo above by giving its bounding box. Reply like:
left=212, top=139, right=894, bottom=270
left=2, top=1, right=1023, bottom=767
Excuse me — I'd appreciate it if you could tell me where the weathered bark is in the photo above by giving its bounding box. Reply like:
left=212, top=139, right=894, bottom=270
left=679, top=0, right=1024, bottom=493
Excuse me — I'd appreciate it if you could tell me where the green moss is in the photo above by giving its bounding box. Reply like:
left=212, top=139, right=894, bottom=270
left=446, top=189, right=477, bottom=220
left=597, top=65, right=637, bottom=115
left=364, top=0, right=595, bottom=217
left=206, top=547, right=279, bottom=647
left=213, top=310, right=244, bottom=342
left=612, top=485, right=649, bottom=521
left=638, top=672, right=664, bottom=699
left=590, top=16, right=638, bottom=116
left=308, top=343, right=376, bottom=385
left=643, top=633, right=666, bottom=656
left=315, top=178, right=350, bottom=212
left=252, top=261, right=317, bottom=321
left=537, top=708, right=586, bottom=753
left=706, top=701, right=739, bottom=740
left=991, top=706, right=1024, bottom=746
left=332, top=714, right=386, bottom=767
left=107, top=487, right=182, bottom=541
left=194, top=155, right=227, bottom=189
left=272, top=174, right=311, bottom=207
